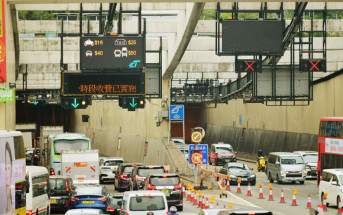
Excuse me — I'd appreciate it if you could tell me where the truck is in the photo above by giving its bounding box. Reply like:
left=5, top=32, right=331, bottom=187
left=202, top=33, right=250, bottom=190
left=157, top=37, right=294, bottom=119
left=39, top=126, right=64, bottom=167
left=61, top=149, right=99, bottom=185
left=16, top=123, right=37, bottom=148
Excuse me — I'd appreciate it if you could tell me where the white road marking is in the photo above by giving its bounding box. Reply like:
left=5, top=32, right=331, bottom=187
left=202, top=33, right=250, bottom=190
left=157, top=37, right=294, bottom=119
left=222, top=191, right=262, bottom=208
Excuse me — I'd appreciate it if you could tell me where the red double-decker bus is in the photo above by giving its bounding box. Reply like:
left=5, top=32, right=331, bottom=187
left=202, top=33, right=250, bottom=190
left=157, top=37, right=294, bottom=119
left=318, top=117, right=343, bottom=185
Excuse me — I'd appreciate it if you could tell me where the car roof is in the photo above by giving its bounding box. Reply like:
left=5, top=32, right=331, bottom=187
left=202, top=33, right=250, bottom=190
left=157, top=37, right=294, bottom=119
left=65, top=209, right=103, bottom=214
left=100, top=157, right=124, bottom=161
left=269, top=152, right=302, bottom=156
left=123, top=190, right=166, bottom=196
left=227, top=162, right=246, bottom=166
left=213, top=143, right=232, bottom=147
left=147, top=173, right=179, bottom=177
left=121, top=163, right=143, bottom=167
left=293, top=151, right=318, bottom=155
left=137, top=165, right=164, bottom=168
left=323, top=169, right=343, bottom=174
left=200, top=209, right=230, bottom=215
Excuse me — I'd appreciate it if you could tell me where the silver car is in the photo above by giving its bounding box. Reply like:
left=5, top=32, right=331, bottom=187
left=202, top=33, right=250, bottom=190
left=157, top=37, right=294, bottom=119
left=266, top=152, right=306, bottom=184
left=293, top=151, right=318, bottom=179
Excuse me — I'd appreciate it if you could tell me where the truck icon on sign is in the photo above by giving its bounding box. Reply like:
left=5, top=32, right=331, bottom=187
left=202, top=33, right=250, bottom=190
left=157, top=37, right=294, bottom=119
left=115, top=39, right=127, bottom=46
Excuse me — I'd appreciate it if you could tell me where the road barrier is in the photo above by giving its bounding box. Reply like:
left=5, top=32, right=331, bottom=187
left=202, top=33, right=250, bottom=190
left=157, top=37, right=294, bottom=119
left=306, top=194, right=312, bottom=208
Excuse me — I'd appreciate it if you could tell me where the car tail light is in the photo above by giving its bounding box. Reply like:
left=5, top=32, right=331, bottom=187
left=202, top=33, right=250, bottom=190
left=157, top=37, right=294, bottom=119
left=120, top=174, right=128, bottom=179
left=180, top=200, right=183, bottom=205
left=66, top=180, right=69, bottom=191
left=107, top=206, right=116, bottom=211
left=34, top=154, right=38, bottom=158
left=132, top=165, right=137, bottom=167
left=50, top=168, right=55, bottom=176
left=98, top=197, right=107, bottom=202
left=71, top=197, right=79, bottom=202
left=248, top=213, right=256, bottom=215
left=147, top=183, right=156, bottom=190
left=65, top=199, right=69, bottom=206
left=174, top=182, right=182, bottom=189
left=149, top=167, right=154, bottom=169
left=26, top=210, right=32, bottom=215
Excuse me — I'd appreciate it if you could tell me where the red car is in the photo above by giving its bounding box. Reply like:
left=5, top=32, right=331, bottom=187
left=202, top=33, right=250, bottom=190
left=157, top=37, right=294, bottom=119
left=209, top=143, right=237, bottom=166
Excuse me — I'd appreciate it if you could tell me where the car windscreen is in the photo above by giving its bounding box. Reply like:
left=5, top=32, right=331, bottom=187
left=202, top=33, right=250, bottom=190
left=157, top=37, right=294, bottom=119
left=215, top=146, right=233, bottom=153
left=54, top=139, right=89, bottom=155
left=302, top=154, right=318, bottom=163
left=49, top=178, right=66, bottom=190
left=181, top=149, right=189, bottom=154
left=110, top=197, right=123, bottom=208
left=280, top=156, right=304, bottom=164
left=123, top=166, right=135, bottom=173
left=138, top=168, right=165, bottom=177
left=129, top=196, right=165, bottom=211
left=104, top=160, right=123, bottom=166
left=338, top=175, right=343, bottom=186
left=228, top=164, right=249, bottom=170
left=149, top=176, right=180, bottom=186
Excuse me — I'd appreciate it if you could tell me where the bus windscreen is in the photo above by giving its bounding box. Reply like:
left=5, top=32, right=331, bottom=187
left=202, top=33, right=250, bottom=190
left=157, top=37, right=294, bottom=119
left=54, top=140, right=89, bottom=155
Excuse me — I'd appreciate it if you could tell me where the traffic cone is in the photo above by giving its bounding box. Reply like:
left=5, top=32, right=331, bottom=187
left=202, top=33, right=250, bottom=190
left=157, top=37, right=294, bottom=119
left=214, top=168, right=218, bottom=183
left=291, top=194, right=297, bottom=206
left=268, top=189, right=274, bottom=201
left=338, top=198, right=343, bottom=214
left=317, top=204, right=324, bottom=215
left=205, top=197, right=209, bottom=209
left=198, top=196, right=202, bottom=208
left=322, top=193, right=328, bottom=212
left=247, top=182, right=252, bottom=196
left=216, top=202, right=219, bottom=209
left=201, top=196, right=205, bottom=209
left=237, top=182, right=242, bottom=193
left=183, top=187, right=186, bottom=198
left=258, top=186, right=264, bottom=199
left=223, top=205, right=226, bottom=208
left=187, top=190, right=191, bottom=201
left=279, top=189, right=285, bottom=203
left=194, top=193, right=198, bottom=206
left=226, top=176, right=231, bottom=191
left=165, top=163, right=168, bottom=173
left=191, top=191, right=194, bottom=203
left=306, top=194, right=312, bottom=208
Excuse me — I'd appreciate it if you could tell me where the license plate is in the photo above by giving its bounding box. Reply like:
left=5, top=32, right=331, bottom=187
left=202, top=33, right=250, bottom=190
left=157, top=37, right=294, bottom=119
left=225, top=159, right=230, bottom=162
left=161, top=189, right=169, bottom=194
left=50, top=199, right=57, bottom=204
left=82, top=201, right=94, bottom=204
left=241, top=178, right=248, bottom=181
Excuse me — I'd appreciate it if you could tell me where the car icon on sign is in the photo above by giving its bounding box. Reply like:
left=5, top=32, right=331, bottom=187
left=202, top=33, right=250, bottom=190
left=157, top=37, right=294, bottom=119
left=84, top=39, right=94, bottom=46
left=114, top=49, right=121, bottom=57
left=115, top=39, right=127, bottom=46
left=85, top=51, right=93, bottom=56
left=122, top=47, right=128, bottom=57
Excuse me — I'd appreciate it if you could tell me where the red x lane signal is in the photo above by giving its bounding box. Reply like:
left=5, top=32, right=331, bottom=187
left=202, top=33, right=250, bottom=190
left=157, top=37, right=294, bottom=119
left=309, top=61, right=320, bottom=71
left=244, top=61, right=256, bottom=72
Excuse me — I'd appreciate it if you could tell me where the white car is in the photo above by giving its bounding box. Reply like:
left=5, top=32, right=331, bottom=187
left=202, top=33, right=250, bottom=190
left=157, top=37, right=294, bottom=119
left=84, top=39, right=94, bottom=46
left=66, top=209, right=104, bottom=214
left=293, top=151, right=318, bottom=179
left=319, top=169, right=343, bottom=208
left=114, top=49, right=121, bottom=57
left=86, top=51, right=93, bottom=56
left=99, top=157, right=124, bottom=183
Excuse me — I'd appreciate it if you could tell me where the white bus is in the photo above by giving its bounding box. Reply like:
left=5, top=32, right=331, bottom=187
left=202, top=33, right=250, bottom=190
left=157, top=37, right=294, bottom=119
left=45, top=133, right=91, bottom=175
left=25, top=166, right=50, bottom=215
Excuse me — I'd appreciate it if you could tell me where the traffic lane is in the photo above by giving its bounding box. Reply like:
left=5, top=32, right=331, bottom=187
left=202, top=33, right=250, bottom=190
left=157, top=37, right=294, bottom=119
left=206, top=162, right=340, bottom=214
left=103, top=182, right=199, bottom=215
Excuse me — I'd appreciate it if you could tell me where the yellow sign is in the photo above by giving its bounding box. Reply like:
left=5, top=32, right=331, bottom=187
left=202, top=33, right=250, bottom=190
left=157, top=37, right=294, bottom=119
left=191, top=131, right=202, bottom=143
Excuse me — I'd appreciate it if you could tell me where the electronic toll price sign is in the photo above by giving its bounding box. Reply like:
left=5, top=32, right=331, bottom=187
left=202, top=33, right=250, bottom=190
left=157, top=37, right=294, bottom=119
left=80, top=36, right=144, bottom=71
left=62, top=72, right=145, bottom=96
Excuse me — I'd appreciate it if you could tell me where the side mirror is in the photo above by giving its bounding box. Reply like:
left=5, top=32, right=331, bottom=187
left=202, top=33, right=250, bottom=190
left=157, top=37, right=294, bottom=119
left=275, top=161, right=280, bottom=165
left=331, top=181, right=338, bottom=186
left=42, top=150, right=46, bottom=156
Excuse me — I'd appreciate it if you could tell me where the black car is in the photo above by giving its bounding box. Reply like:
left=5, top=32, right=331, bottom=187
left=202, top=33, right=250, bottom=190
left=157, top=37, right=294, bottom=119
left=31, top=148, right=40, bottom=166
left=49, top=176, right=76, bottom=212
left=114, top=163, right=142, bottom=192
left=106, top=194, right=123, bottom=215
left=130, top=165, right=165, bottom=191
left=219, top=162, right=256, bottom=185
left=144, top=173, right=183, bottom=211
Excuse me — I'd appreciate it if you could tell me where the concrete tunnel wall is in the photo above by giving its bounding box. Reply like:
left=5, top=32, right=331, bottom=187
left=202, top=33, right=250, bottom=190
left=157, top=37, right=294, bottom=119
left=200, top=70, right=343, bottom=159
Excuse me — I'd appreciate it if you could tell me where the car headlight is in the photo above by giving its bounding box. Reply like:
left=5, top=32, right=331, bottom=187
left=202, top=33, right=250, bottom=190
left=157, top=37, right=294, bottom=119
left=218, top=155, right=222, bottom=159
left=230, top=175, right=237, bottom=179
left=249, top=174, right=255, bottom=178
left=281, top=170, right=287, bottom=175
left=303, top=170, right=307, bottom=175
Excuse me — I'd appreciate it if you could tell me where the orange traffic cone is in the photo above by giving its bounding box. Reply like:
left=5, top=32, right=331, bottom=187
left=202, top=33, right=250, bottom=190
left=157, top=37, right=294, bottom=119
left=223, top=205, right=226, bottom=208
left=291, top=194, right=297, bottom=206
left=216, top=202, right=219, bottom=209
left=338, top=198, right=343, bottom=214
left=268, top=184, right=273, bottom=201
left=279, top=189, right=285, bottom=203
left=306, top=194, right=312, bottom=208
left=317, top=204, right=324, bottom=215
left=322, top=199, right=327, bottom=212
left=198, top=196, right=202, bottom=208
left=187, top=190, right=191, bottom=201
left=194, top=193, right=198, bottom=206
left=226, top=176, right=231, bottom=191
left=183, top=188, right=186, bottom=198
left=247, top=183, right=252, bottom=196
left=205, top=197, right=209, bottom=209
left=237, top=182, right=242, bottom=193
left=258, top=186, right=264, bottom=199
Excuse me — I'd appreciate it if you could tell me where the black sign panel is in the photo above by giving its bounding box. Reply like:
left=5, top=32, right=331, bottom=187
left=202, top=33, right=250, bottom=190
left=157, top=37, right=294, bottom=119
left=222, top=20, right=283, bottom=55
left=62, top=72, right=145, bottom=96
left=236, top=59, right=262, bottom=73
left=80, top=36, right=144, bottom=70
left=300, top=59, right=326, bottom=72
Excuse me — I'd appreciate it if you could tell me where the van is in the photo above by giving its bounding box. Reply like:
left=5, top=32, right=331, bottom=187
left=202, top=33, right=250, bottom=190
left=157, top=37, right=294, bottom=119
left=265, top=152, right=306, bottom=184
left=209, top=143, right=237, bottom=166
left=318, top=169, right=343, bottom=207
left=120, top=191, right=168, bottom=215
